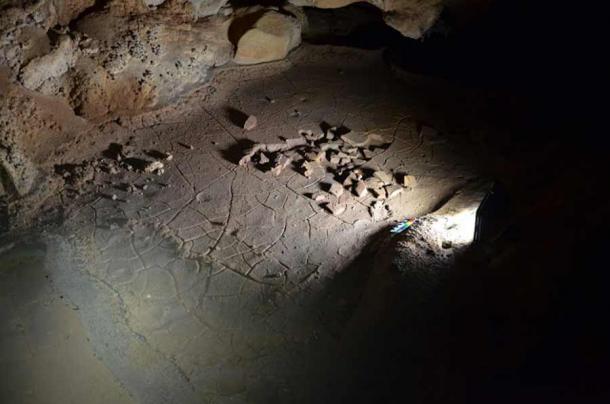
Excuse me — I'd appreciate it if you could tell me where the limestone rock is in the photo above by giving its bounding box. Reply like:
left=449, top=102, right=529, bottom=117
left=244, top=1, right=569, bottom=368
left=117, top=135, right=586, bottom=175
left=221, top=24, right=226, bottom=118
left=232, top=10, right=302, bottom=65
left=70, top=13, right=233, bottom=119
left=19, top=35, right=78, bottom=92
left=54, top=0, right=96, bottom=25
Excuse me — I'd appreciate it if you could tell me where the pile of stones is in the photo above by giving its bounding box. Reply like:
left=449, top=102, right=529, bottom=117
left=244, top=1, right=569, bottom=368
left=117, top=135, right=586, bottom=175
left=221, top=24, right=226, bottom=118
left=240, top=125, right=417, bottom=219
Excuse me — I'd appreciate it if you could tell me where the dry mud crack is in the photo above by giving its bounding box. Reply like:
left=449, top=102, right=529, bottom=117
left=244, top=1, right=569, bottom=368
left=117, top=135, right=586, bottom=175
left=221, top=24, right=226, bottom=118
left=3, top=46, right=480, bottom=403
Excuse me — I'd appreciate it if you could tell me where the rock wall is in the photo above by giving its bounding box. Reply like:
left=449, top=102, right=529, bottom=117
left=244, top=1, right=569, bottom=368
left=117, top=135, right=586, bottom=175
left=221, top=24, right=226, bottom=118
left=0, top=0, right=489, bottom=217
left=289, top=0, right=443, bottom=39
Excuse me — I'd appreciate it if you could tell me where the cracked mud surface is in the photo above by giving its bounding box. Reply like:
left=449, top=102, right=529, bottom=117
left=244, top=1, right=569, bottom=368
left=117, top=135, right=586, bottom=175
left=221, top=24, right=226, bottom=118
left=1, top=45, right=481, bottom=403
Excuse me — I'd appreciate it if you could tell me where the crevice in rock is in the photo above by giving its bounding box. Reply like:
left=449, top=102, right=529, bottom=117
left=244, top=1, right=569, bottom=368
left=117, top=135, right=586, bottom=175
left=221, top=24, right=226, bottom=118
left=302, top=2, right=404, bottom=49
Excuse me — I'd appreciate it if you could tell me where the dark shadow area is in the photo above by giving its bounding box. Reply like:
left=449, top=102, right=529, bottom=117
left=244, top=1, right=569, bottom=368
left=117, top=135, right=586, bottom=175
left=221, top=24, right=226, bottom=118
left=227, top=9, right=267, bottom=47
left=303, top=3, right=402, bottom=49
left=102, top=142, right=123, bottom=160
left=228, top=0, right=286, bottom=9
left=121, top=157, right=150, bottom=171
left=221, top=138, right=256, bottom=165
left=224, top=106, right=250, bottom=128
left=144, top=149, right=169, bottom=160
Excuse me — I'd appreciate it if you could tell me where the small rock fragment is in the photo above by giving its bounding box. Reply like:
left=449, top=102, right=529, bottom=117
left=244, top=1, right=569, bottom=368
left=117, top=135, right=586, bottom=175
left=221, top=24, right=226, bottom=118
left=338, top=192, right=350, bottom=205
left=366, top=177, right=385, bottom=199
left=320, top=141, right=342, bottom=152
left=373, top=170, right=393, bottom=185
left=342, top=175, right=354, bottom=187
left=311, top=192, right=327, bottom=202
left=111, top=194, right=118, bottom=201
left=144, top=160, right=164, bottom=174
left=258, top=152, right=270, bottom=164
left=385, top=184, right=403, bottom=200
left=402, top=174, right=417, bottom=188
left=329, top=182, right=344, bottom=197
left=354, top=180, right=367, bottom=197
left=341, top=132, right=369, bottom=147
left=243, top=115, right=258, bottom=131
left=304, top=150, right=323, bottom=162
left=270, top=154, right=291, bottom=176
left=301, top=161, right=313, bottom=178
left=327, top=201, right=346, bottom=216
left=339, top=157, right=351, bottom=166
left=370, top=200, right=388, bottom=221
left=361, top=149, right=375, bottom=160
left=285, top=137, right=306, bottom=148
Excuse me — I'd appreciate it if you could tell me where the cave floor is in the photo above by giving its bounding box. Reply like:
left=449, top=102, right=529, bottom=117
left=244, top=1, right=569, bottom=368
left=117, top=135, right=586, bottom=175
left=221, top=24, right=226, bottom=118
left=1, top=45, right=480, bottom=403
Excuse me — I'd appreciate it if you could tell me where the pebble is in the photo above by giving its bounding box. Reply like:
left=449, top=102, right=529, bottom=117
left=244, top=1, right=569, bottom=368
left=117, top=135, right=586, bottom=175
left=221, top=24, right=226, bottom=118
left=144, top=160, right=164, bottom=174
left=312, top=192, right=327, bottom=202
left=301, top=161, right=313, bottom=178
left=243, top=115, right=258, bottom=131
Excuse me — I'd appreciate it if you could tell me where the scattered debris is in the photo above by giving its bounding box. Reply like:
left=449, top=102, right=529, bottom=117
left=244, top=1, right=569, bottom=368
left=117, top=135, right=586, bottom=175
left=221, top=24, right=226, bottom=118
left=237, top=122, right=400, bottom=217
left=243, top=115, right=258, bottom=131
left=270, top=154, right=291, bottom=176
